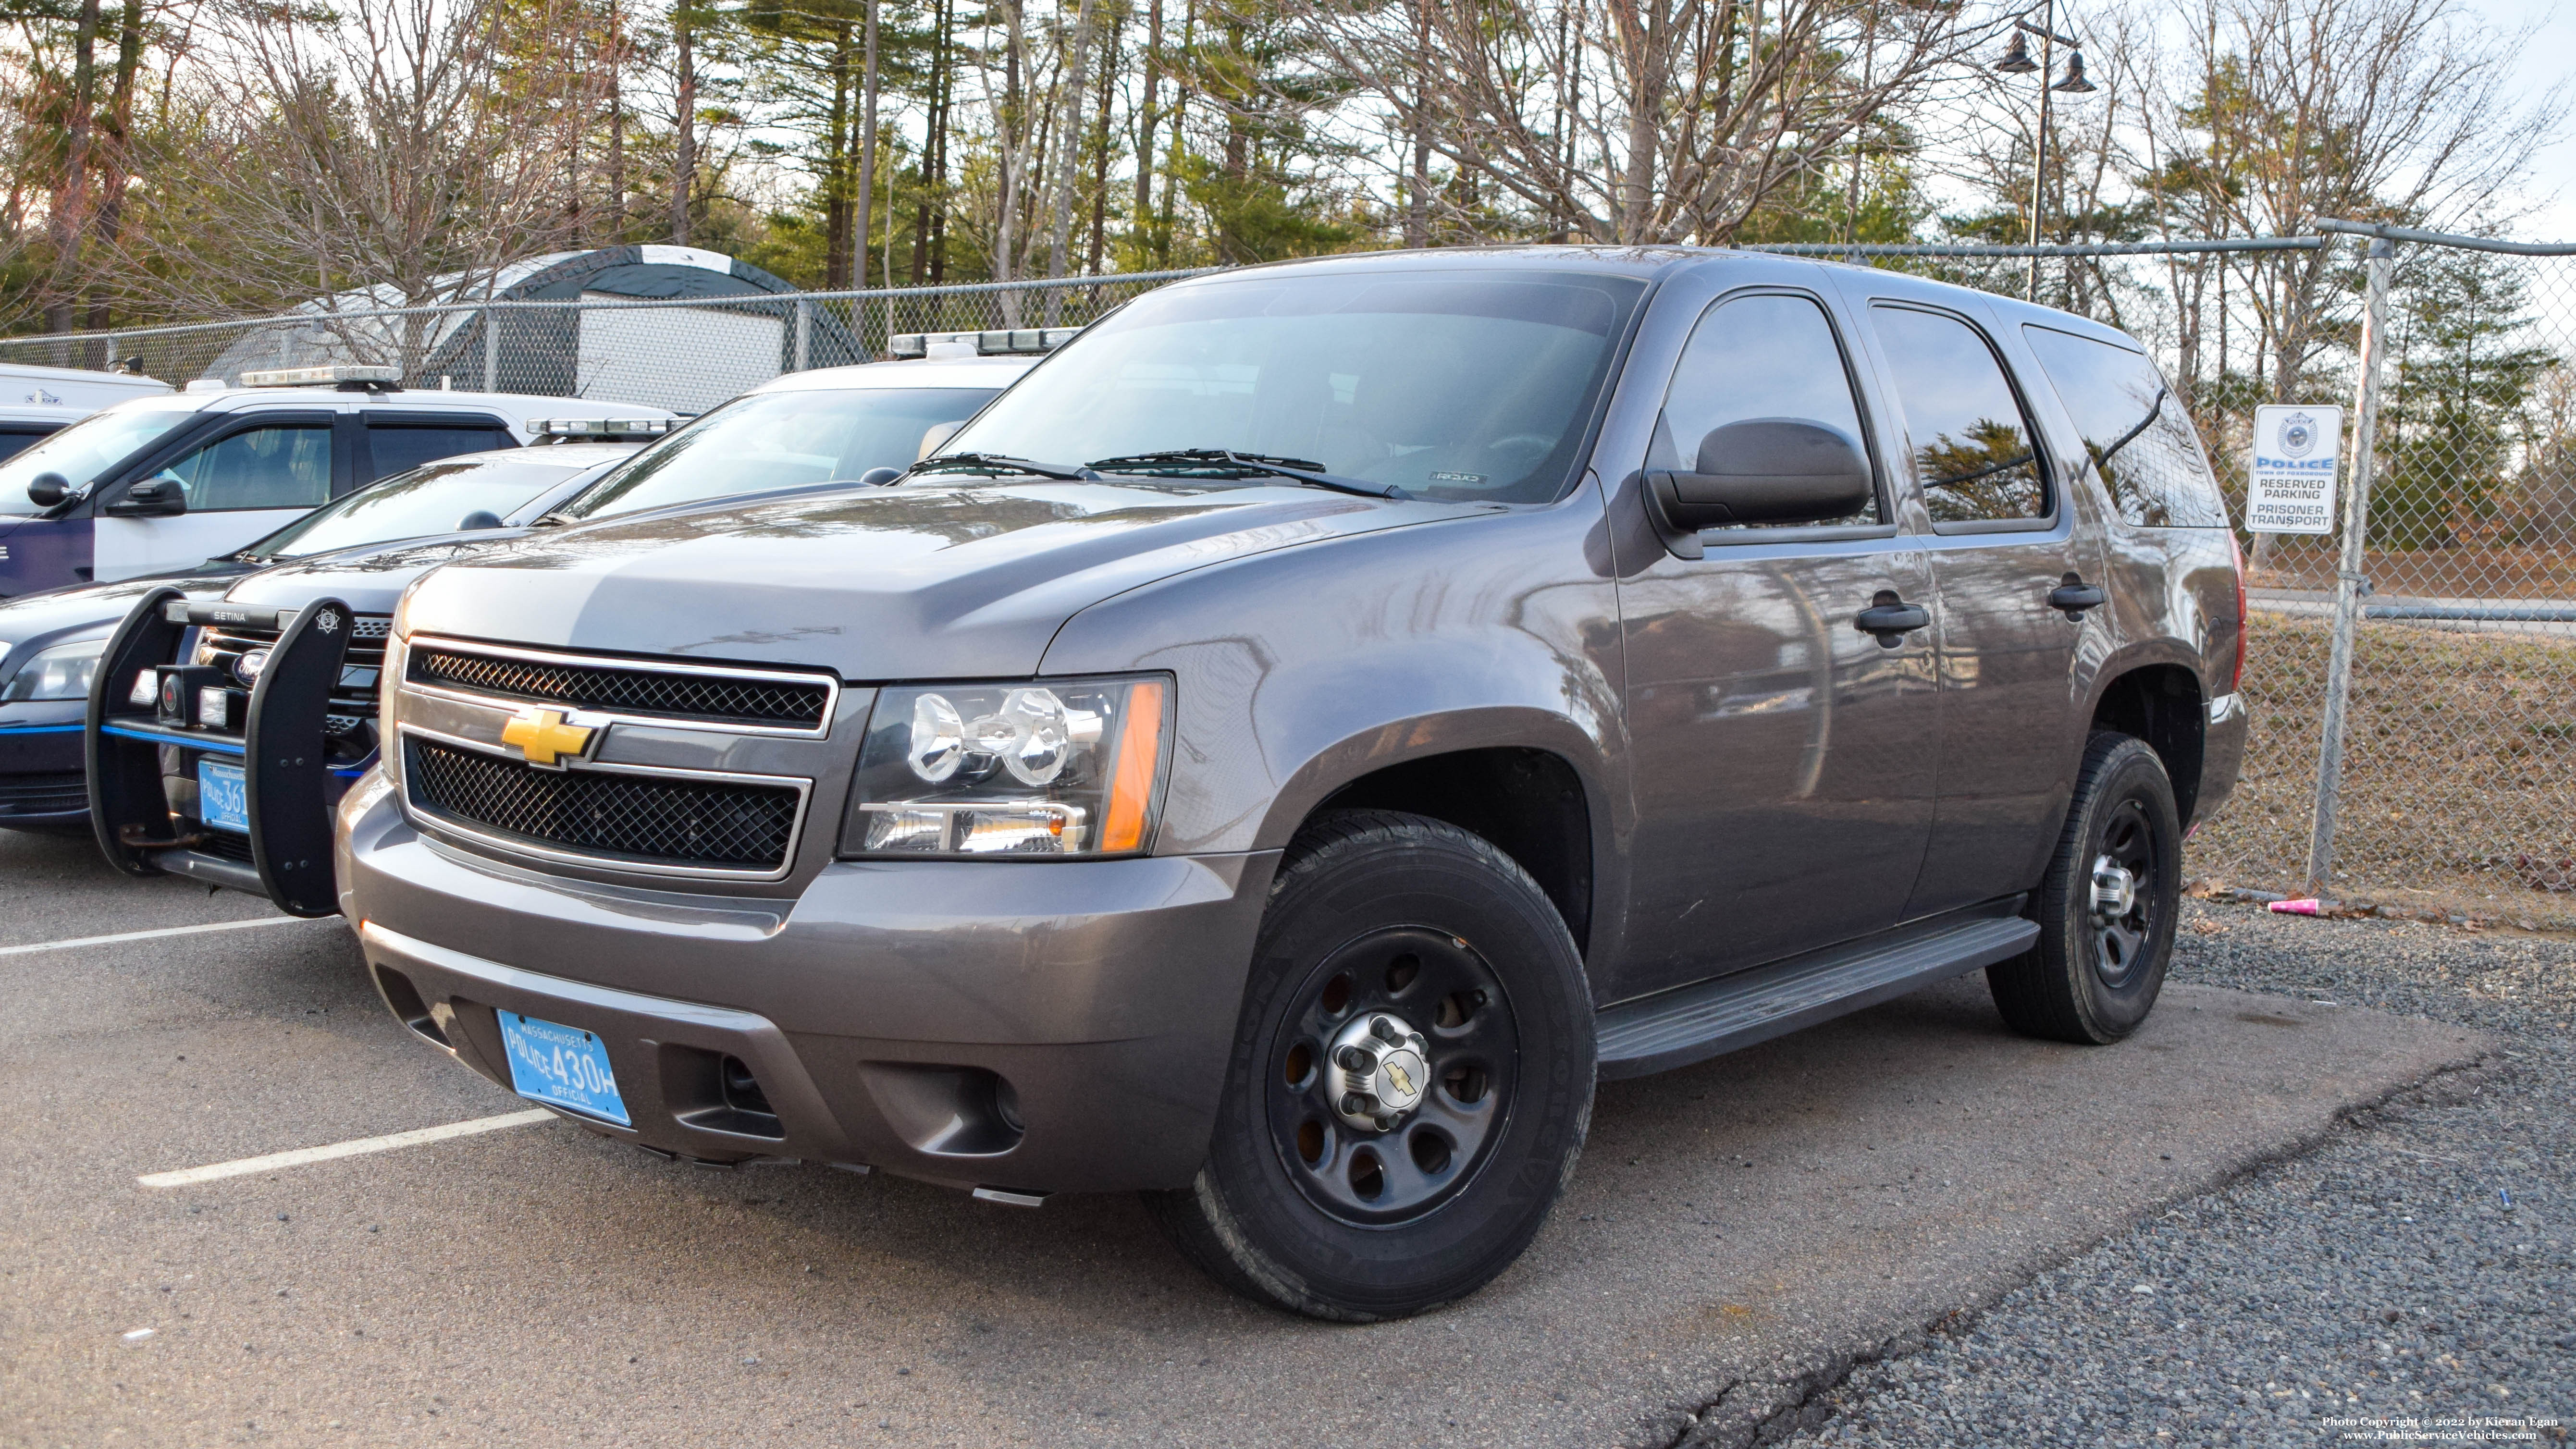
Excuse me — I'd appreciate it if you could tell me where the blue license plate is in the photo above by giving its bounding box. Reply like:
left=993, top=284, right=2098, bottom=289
left=496, top=1011, right=631, bottom=1126
left=197, top=760, right=249, bottom=834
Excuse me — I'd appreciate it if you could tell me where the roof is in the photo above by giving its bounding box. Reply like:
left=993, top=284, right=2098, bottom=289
left=757, top=356, right=1036, bottom=393
left=92, top=387, right=675, bottom=439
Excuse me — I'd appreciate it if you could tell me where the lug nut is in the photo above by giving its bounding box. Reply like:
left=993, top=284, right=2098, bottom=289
left=1371, top=1015, right=1403, bottom=1044
left=1374, top=1114, right=1398, bottom=1131
left=1341, top=1093, right=1370, bottom=1117
left=1339, top=1046, right=1376, bottom=1074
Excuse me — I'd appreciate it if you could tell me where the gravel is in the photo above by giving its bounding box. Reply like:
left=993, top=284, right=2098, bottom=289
left=1786, top=900, right=2576, bottom=1447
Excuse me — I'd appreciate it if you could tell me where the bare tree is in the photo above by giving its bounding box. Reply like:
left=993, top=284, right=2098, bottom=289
left=1294, top=0, right=1978, bottom=244
left=2143, top=0, right=2567, bottom=405
left=110, top=0, right=610, bottom=318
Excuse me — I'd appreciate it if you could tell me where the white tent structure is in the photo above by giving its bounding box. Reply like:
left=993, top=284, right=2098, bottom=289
left=204, top=246, right=853, bottom=412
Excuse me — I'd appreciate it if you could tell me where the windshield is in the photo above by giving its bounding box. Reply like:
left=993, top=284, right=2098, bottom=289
left=0, top=404, right=196, bottom=516
left=237, top=455, right=595, bottom=560
left=557, top=386, right=1002, bottom=520
left=944, top=270, right=1647, bottom=504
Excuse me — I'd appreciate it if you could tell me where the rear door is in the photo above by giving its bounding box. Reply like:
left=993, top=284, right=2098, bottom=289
left=1846, top=295, right=2097, bottom=918
left=1614, top=284, right=1940, bottom=994
left=91, top=410, right=341, bottom=581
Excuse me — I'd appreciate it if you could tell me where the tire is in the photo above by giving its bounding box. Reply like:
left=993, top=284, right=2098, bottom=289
left=1987, top=731, right=2183, bottom=1044
left=1146, top=809, right=1594, bottom=1321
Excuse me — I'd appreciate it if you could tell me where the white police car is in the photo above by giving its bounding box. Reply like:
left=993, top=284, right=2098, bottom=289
left=0, top=365, right=669, bottom=597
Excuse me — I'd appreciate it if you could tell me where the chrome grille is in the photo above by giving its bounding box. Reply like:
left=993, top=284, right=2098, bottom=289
left=407, top=646, right=832, bottom=729
left=406, top=738, right=801, bottom=872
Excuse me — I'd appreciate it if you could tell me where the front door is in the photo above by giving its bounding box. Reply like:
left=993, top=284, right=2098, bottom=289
left=1855, top=300, right=2093, bottom=917
left=1615, top=288, right=1940, bottom=997
left=92, top=416, right=339, bottom=581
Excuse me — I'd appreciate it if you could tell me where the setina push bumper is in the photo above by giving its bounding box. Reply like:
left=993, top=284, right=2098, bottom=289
left=86, top=586, right=371, bottom=916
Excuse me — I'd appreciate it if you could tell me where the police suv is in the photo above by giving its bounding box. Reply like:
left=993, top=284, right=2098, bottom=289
left=0, top=365, right=666, bottom=598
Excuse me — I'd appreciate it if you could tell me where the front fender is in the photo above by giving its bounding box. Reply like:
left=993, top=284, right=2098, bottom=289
left=1037, top=493, right=1632, bottom=949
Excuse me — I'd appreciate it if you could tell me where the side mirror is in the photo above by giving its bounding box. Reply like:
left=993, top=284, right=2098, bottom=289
left=857, top=466, right=903, bottom=487
left=917, top=420, right=965, bottom=461
left=106, top=475, right=188, bottom=518
left=1645, top=418, right=1873, bottom=542
left=456, top=509, right=505, bottom=530
left=25, top=472, right=70, bottom=507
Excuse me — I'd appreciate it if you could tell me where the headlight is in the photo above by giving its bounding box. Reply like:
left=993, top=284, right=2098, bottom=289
left=841, top=675, right=1170, bottom=857
left=1, top=636, right=106, bottom=703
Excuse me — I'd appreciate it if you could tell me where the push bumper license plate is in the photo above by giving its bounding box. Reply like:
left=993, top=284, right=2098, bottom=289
left=498, top=1011, right=632, bottom=1126
left=197, top=760, right=249, bottom=835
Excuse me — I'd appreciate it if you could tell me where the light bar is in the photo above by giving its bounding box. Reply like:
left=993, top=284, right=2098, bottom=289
left=531, top=418, right=679, bottom=440
left=239, top=364, right=402, bottom=388
left=883, top=328, right=1080, bottom=360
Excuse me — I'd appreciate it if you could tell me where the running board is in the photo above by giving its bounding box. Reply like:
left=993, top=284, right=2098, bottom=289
left=1595, top=911, right=2039, bottom=1080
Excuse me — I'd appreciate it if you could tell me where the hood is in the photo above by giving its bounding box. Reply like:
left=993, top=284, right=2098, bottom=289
left=400, top=479, right=1482, bottom=678
left=224, top=533, right=530, bottom=618
left=0, top=572, right=239, bottom=651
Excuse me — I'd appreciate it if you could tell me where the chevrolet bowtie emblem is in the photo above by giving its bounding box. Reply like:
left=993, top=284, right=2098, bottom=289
left=1383, top=1061, right=1415, bottom=1097
left=500, top=707, right=597, bottom=768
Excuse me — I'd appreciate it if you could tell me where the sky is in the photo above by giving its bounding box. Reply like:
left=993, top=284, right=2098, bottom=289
left=2478, top=0, right=2576, bottom=238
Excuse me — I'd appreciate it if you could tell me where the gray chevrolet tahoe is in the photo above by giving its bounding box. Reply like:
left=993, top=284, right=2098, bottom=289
left=318, top=248, right=2247, bottom=1321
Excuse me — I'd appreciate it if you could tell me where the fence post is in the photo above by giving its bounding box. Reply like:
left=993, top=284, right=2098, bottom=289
left=481, top=307, right=499, bottom=392
left=2303, top=234, right=2394, bottom=897
left=793, top=298, right=812, bottom=371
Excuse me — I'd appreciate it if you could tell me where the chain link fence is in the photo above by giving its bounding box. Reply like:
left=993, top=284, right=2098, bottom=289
left=5, top=240, right=2568, bottom=924
left=0, top=270, right=1213, bottom=415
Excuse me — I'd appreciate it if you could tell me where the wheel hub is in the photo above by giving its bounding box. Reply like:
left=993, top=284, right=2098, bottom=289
left=2089, top=855, right=2138, bottom=918
left=1327, top=1011, right=1431, bottom=1132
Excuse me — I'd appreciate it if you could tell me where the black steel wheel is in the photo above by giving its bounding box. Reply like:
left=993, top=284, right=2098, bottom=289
left=1148, top=810, right=1593, bottom=1321
left=1265, top=925, right=1518, bottom=1226
left=2088, top=797, right=2161, bottom=986
left=1989, top=731, right=2183, bottom=1044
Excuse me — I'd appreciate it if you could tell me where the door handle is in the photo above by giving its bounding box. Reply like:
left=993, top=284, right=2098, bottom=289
left=2048, top=577, right=2107, bottom=616
left=1853, top=595, right=1931, bottom=648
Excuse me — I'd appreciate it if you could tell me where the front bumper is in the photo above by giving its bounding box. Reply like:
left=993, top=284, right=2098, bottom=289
left=340, top=774, right=1280, bottom=1193
left=0, top=709, right=87, bottom=825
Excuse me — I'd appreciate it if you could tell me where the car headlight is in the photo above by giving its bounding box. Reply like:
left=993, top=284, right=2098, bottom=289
left=841, top=675, right=1170, bottom=857
left=1, top=636, right=106, bottom=703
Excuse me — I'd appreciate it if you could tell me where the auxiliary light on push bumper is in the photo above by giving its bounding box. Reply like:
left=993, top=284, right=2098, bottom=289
left=86, top=589, right=356, bottom=917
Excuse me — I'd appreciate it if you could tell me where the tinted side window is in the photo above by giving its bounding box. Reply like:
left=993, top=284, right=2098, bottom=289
left=2021, top=324, right=2226, bottom=528
left=162, top=424, right=333, bottom=511
left=1871, top=306, right=2048, bottom=525
left=367, top=424, right=515, bottom=482
left=1656, top=292, right=1879, bottom=528
left=0, top=426, right=58, bottom=464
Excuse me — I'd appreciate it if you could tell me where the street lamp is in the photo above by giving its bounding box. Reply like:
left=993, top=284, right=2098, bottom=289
left=1993, top=1, right=2098, bottom=300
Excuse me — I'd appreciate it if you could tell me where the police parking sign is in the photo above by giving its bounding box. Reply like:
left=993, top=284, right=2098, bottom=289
left=2245, top=404, right=2342, bottom=534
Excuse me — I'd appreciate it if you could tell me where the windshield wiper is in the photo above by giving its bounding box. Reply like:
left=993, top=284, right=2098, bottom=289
left=908, top=451, right=1099, bottom=481
left=1084, top=449, right=1408, bottom=501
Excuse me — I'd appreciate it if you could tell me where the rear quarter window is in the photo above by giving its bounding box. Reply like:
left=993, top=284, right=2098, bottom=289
left=2021, top=324, right=2228, bottom=528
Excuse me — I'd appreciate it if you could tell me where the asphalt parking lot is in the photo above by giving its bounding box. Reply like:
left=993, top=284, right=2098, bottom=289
left=0, top=824, right=2522, bottom=1449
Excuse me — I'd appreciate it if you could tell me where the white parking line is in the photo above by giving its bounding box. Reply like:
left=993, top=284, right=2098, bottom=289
left=0, top=915, right=321, bottom=958
left=137, top=1110, right=555, bottom=1188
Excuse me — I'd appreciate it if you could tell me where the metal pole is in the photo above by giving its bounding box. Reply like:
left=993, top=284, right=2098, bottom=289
left=2027, top=0, right=2054, bottom=301
left=2303, top=234, right=2393, bottom=897
left=793, top=298, right=812, bottom=371
left=481, top=307, right=499, bottom=392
